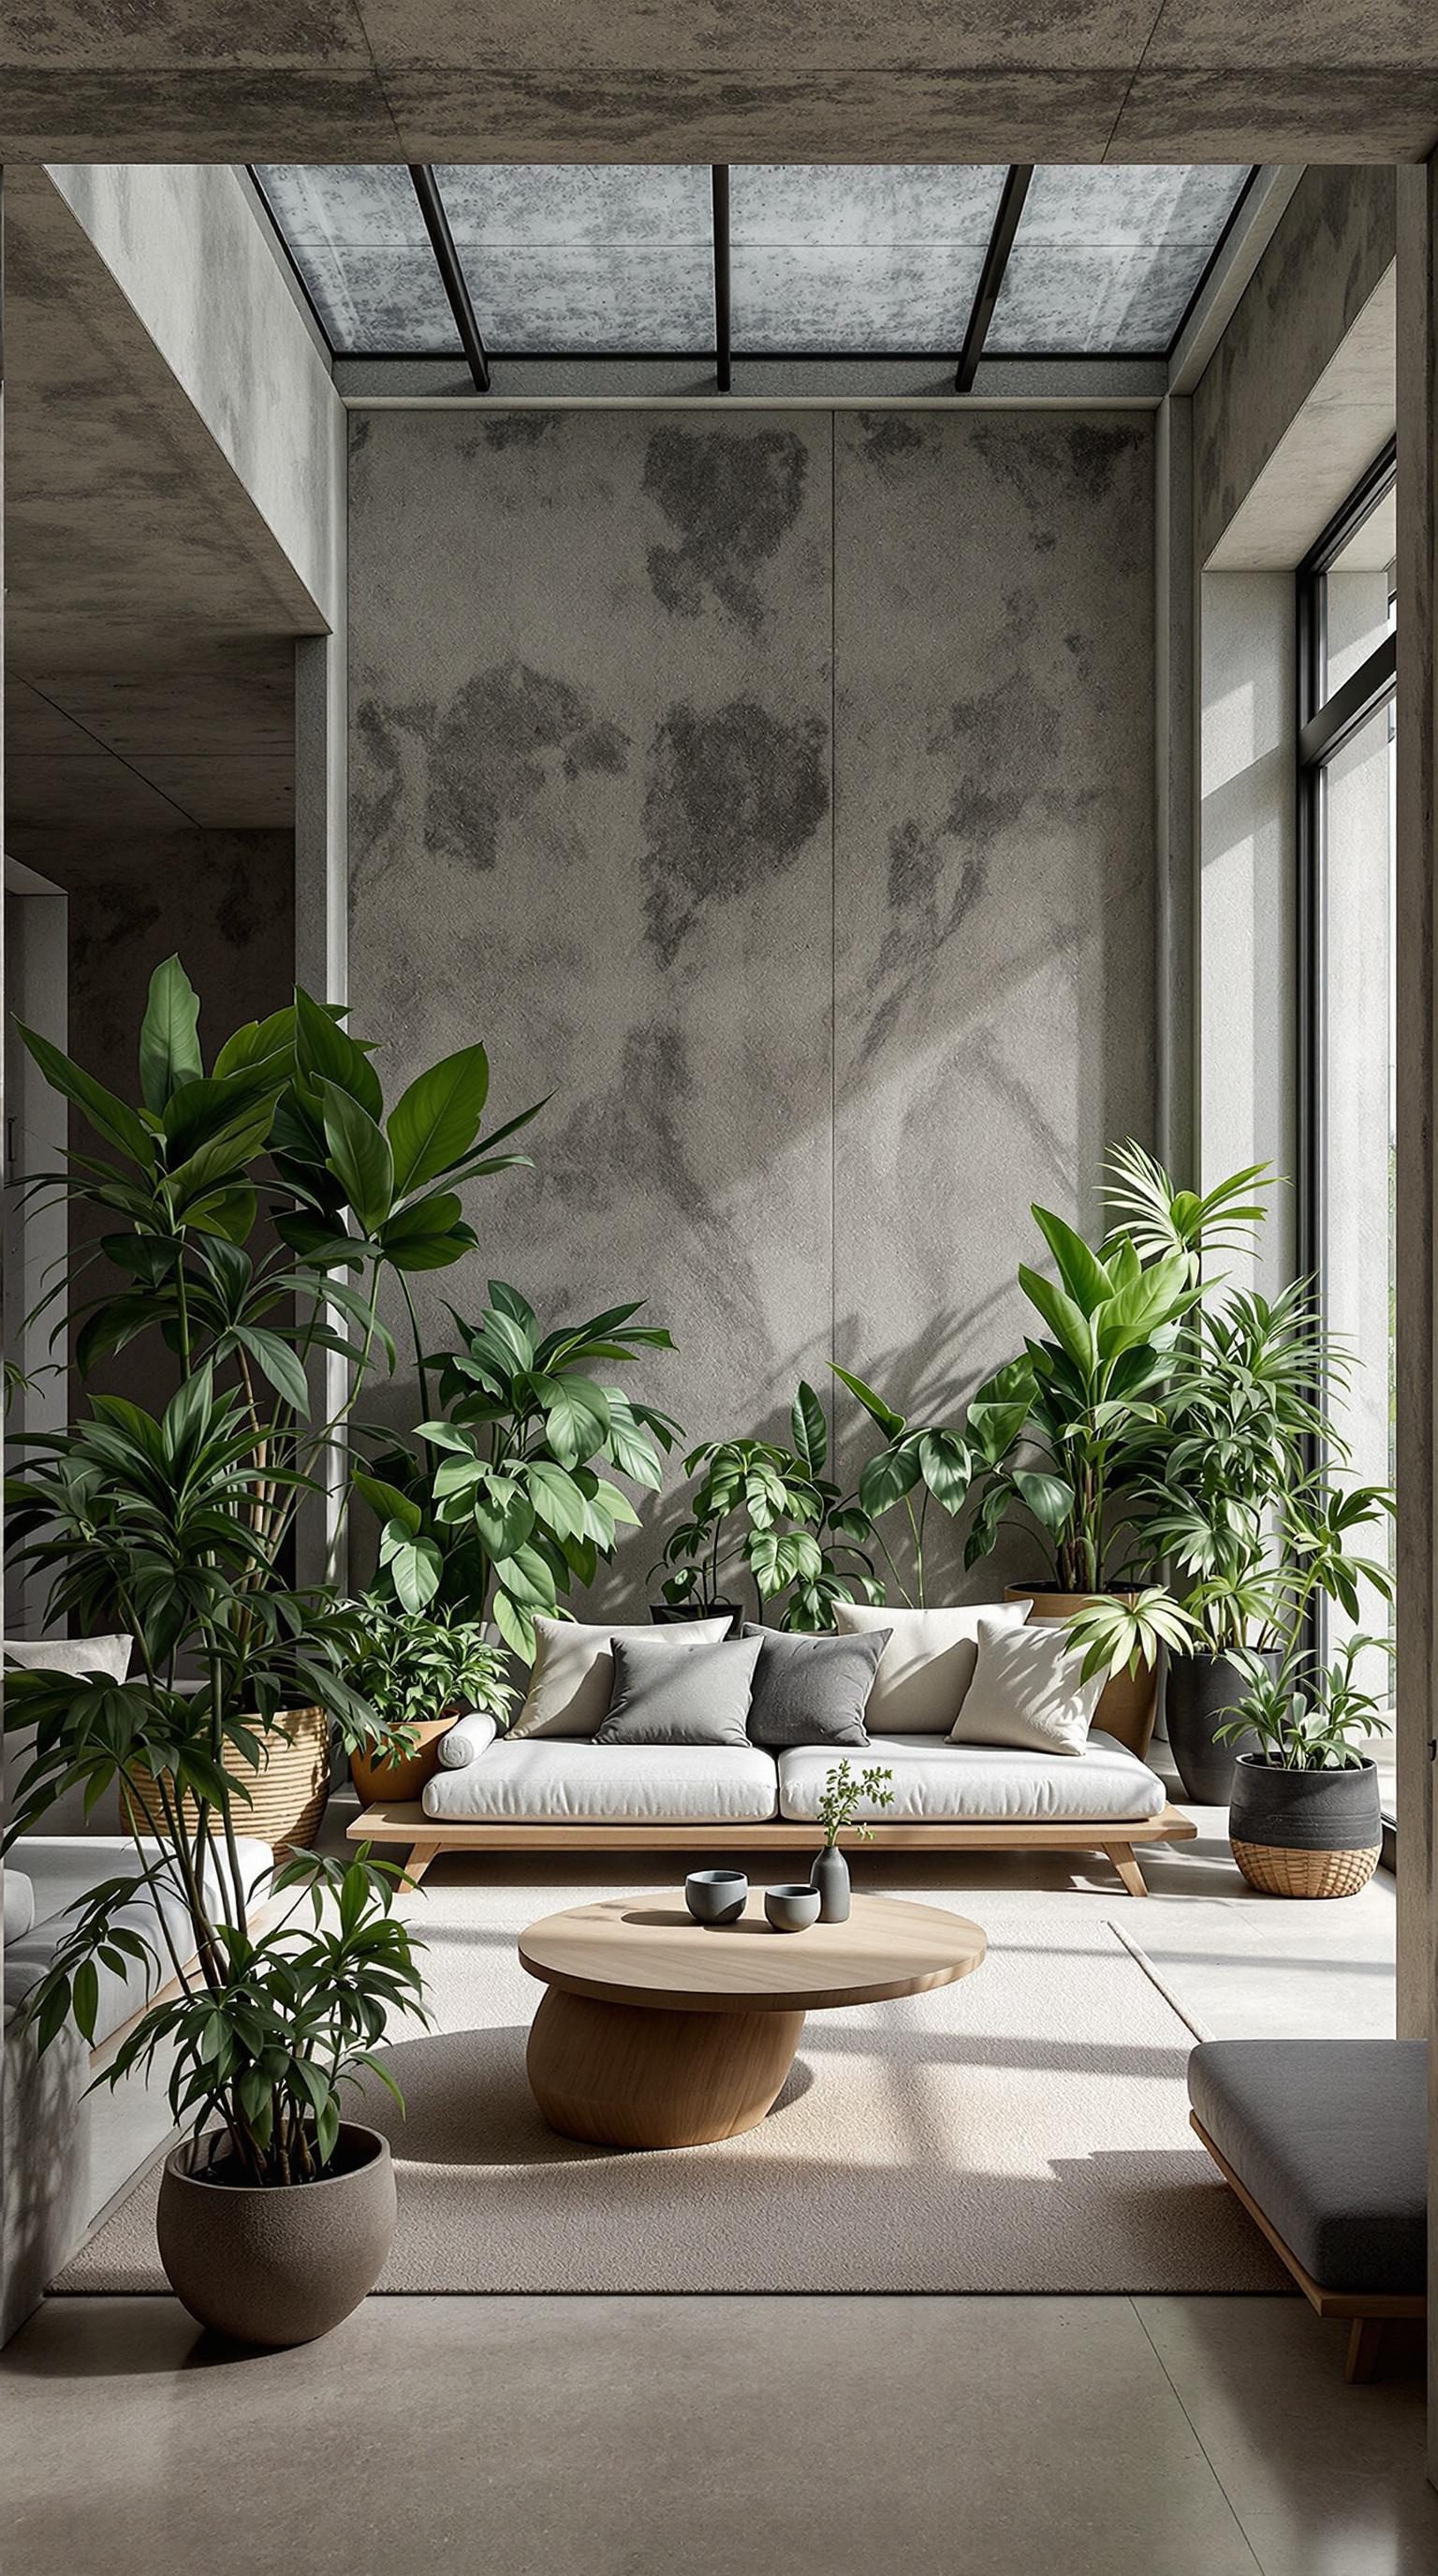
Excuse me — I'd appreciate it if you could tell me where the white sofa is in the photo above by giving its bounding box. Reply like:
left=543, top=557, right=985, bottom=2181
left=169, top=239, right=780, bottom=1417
left=344, top=1710, right=1195, bottom=1896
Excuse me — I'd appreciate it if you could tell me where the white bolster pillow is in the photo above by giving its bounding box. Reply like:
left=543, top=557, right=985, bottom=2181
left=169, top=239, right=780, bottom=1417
left=436, top=1710, right=500, bottom=1769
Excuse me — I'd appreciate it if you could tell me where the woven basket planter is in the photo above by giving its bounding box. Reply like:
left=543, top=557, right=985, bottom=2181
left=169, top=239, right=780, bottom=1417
left=123, top=1705, right=330, bottom=1854
left=1227, top=1753, right=1381, bottom=1900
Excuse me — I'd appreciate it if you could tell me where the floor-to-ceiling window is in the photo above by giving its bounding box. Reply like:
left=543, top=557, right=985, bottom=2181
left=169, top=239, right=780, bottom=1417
left=1298, top=443, right=1397, bottom=1819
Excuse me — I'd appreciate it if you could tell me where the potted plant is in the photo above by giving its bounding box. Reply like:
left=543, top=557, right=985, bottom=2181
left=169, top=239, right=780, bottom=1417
left=1221, top=1632, right=1393, bottom=1897
left=1137, top=1280, right=1333, bottom=1801
left=359, top=1281, right=681, bottom=1657
left=653, top=1431, right=823, bottom=1632
left=810, top=1758, right=896, bottom=1921
left=339, top=1604, right=516, bottom=1804
left=961, top=1148, right=1269, bottom=1756
left=4, top=955, right=539, bottom=2339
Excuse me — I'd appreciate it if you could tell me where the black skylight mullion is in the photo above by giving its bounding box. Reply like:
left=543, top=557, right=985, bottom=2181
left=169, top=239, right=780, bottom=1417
left=712, top=166, right=732, bottom=392
left=955, top=166, right=1033, bottom=392
left=409, top=165, right=491, bottom=391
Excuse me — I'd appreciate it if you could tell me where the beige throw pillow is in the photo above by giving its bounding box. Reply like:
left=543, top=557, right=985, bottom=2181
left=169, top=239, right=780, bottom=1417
left=508, top=1615, right=731, bottom=1739
left=951, top=1612, right=1105, bottom=1756
left=832, top=1601, right=1029, bottom=1733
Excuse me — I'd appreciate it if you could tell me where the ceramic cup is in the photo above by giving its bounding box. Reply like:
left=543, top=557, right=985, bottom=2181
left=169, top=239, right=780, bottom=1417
left=764, top=1882, right=821, bottom=1933
left=685, top=1868, right=748, bottom=1926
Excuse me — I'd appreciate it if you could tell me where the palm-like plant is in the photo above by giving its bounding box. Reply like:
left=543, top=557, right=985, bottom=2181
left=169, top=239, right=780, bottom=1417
left=4, top=957, right=541, bottom=2188
left=362, top=1282, right=682, bottom=1656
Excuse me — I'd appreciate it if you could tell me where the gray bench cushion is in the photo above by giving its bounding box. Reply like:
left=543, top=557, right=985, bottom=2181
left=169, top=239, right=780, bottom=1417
left=1188, top=2039, right=1426, bottom=2296
left=777, top=1732, right=1166, bottom=1824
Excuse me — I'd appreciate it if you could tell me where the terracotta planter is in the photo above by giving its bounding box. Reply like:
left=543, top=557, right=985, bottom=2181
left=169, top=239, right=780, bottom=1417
left=124, top=1705, right=330, bottom=1853
left=1228, top=1753, right=1382, bottom=1898
left=1165, top=1649, right=1273, bottom=1805
left=1005, top=1588, right=1157, bottom=1759
left=157, top=2122, right=396, bottom=2347
left=350, top=1716, right=455, bottom=1807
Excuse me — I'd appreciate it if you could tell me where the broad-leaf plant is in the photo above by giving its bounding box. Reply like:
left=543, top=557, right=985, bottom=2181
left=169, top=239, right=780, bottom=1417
left=3, top=957, right=541, bottom=2185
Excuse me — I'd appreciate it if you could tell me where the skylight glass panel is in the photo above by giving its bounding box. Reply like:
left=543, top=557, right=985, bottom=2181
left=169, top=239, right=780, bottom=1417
left=987, top=166, right=1251, bottom=355
left=730, top=166, right=1005, bottom=353
left=255, top=167, right=460, bottom=354
left=436, top=165, right=714, bottom=353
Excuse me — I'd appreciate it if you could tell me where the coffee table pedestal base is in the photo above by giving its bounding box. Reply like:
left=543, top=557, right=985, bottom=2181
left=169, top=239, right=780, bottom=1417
left=527, top=1988, right=805, bottom=2149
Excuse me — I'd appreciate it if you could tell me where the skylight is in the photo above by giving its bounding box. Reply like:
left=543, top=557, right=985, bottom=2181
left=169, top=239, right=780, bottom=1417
left=254, top=161, right=1255, bottom=375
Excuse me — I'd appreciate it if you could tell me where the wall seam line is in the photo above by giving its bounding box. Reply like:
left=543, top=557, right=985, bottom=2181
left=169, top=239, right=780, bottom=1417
left=829, top=410, right=838, bottom=1450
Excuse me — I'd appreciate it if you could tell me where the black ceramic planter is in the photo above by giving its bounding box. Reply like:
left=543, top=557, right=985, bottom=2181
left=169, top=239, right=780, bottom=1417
left=1227, top=1754, right=1383, bottom=1899
left=1164, top=1650, right=1273, bottom=1806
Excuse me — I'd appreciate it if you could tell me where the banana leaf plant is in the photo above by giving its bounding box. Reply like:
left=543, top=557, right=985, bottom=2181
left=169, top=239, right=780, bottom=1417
left=359, top=1281, right=682, bottom=1657
left=4, top=955, right=542, bottom=2187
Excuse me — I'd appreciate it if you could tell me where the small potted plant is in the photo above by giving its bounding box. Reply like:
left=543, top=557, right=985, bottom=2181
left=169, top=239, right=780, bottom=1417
left=811, top=1758, right=895, bottom=1922
left=1220, top=1633, right=1392, bottom=1897
left=653, top=1433, right=825, bottom=1632
left=340, top=1603, right=516, bottom=1805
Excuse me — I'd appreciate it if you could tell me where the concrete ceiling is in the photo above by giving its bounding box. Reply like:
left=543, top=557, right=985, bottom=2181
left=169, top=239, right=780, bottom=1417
left=0, top=5, right=1435, bottom=164
left=3, top=167, right=311, bottom=838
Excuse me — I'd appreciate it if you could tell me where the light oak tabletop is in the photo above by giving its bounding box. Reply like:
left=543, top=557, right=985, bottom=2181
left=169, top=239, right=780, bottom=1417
left=518, top=1891, right=987, bottom=2015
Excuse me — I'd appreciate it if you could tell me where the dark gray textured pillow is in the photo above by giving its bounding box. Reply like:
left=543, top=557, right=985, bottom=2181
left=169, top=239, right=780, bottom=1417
left=741, top=1623, right=889, bottom=1749
left=594, top=1632, right=762, bottom=1748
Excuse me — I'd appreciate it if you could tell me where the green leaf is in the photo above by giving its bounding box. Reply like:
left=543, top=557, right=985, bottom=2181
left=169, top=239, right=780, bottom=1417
left=858, top=1442, right=921, bottom=1516
left=917, top=1428, right=971, bottom=1514
left=379, top=1194, right=476, bottom=1272
left=1030, top=1205, right=1112, bottom=1316
left=830, top=1364, right=905, bottom=1440
left=491, top=1591, right=536, bottom=1661
left=353, top=1471, right=422, bottom=1535
left=1019, top=1265, right=1096, bottom=1375
left=492, top=1544, right=559, bottom=1613
left=539, top=1375, right=610, bottom=1470
left=213, top=1007, right=297, bottom=1078
left=790, top=1381, right=828, bottom=1475
left=388, top=1046, right=491, bottom=1197
left=525, top=1458, right=589, bottom=1543
left=16, top=1024, right=155, bottom=1168
left=72, top=1960, right=100, bottom=2045
left=1012, top=1470, right=1075, bottom=1538
left=294, top=988, right=383, bottom=1120
left=379, top=1529, right=442, bottom=1613
left=139, top=956, right=203, bottom=1114
left=231, top=1325, right=312, bottom=1417
left=319, top=1080, right=394, bottom=1237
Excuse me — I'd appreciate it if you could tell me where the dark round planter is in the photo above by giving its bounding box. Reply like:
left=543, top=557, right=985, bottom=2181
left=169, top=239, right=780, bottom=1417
left=1227, top=1754, right=1383, bottom=1899
left=651, top=1599, right=745, bottom=1638
left=157, top=2122, right=396, bottom=2347
left=1164, top=1649, right=1274, bottom=1806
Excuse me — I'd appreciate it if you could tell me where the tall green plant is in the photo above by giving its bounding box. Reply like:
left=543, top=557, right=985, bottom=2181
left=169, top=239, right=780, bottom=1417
left=656, top=1383, right=885, bottom=1632
left=4, top=957, right=541, bottom=2187
left=826, top=1367, right=972, bottom=1608
left=362, top=1281, right=681, bottom=1656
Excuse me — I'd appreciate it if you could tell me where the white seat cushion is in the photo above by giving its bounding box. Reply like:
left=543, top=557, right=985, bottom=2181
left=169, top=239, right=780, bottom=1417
left=423, top=1741, right=780, bottom=1824
left=777, top=1733, right=1166, bottom=1825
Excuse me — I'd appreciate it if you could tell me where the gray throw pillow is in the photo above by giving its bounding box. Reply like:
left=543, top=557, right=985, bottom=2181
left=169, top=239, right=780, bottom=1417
left=741, top=1623, right=889, bottom=1749
left=594, top=1633, right=762, bottom=1748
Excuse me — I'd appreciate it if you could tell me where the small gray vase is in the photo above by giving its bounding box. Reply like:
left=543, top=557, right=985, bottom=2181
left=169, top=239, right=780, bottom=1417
left=810, top=1844, right=851, bottom=1924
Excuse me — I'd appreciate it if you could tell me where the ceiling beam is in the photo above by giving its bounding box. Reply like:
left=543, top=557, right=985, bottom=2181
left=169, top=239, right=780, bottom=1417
left=408, top=165, right=491, bottom=394
left=712, top=166, right=732, bottom=393
left=955, top=165, right=1033, bottom=394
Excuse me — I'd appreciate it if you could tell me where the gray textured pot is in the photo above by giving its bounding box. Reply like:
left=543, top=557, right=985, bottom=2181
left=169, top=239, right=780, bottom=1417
left=810, top=1844, right=851, bottom=1923
left=1228, top=1755, right=1383, bottom=1899
left=157, top=2122, right=396, bottom=2347
left=1164, top=1650, right=1273, bottom=1806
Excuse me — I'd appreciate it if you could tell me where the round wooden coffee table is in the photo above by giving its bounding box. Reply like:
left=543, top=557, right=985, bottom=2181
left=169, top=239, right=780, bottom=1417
left=518, top=1890, right=986, bottom=2149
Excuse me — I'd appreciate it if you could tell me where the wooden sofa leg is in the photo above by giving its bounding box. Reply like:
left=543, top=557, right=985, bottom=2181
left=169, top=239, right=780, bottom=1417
left=403, top=1840, right=440, bottom=1890
left=1345, top=2318, right=1386, bottom=2383
left=1105, top=1843, right=1149, bottom=1897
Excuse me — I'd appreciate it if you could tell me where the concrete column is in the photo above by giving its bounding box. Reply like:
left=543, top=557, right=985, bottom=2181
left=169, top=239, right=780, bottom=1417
left=293, top=596, right=348, bottom=1588
left=1394, top=154, right=1438, bottom=2483
left=1155, top=393, right=1196, bottom=1181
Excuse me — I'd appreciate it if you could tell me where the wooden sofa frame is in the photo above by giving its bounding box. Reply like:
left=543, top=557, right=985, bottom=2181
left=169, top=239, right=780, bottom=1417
left=1191, top=2113, right=1426, bottom=2381
left=347, top=1798, right=1196, bottom=1896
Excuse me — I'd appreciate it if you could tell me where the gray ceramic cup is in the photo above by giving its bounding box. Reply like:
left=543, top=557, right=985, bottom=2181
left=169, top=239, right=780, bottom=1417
left=764, top=1882, right=821, bottom=1933
left=685, top=1868, right=748, bottom=1926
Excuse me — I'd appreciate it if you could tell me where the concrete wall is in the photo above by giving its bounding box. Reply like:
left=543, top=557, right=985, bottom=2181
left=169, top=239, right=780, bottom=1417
left=347, top=403, right=1157, bottom=1606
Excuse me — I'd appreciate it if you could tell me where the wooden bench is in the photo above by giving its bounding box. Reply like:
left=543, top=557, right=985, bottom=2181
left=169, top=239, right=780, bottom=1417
left=1188, top=2039, right=1426, bottom=2381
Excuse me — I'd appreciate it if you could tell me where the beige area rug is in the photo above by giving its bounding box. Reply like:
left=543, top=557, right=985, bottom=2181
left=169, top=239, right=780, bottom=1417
left=59, top=1880, right=1285, bottom=2296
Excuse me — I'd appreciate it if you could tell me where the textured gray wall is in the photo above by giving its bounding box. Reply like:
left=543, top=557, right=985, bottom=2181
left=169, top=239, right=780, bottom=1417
left=348, top=406, right=1156, bottom=1605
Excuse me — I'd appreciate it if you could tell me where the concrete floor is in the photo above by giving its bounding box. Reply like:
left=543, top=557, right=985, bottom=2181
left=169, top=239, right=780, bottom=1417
left=1, top=2291, right=1431, bottom=2576
left=3, top=1778, right=1426, bottom=2575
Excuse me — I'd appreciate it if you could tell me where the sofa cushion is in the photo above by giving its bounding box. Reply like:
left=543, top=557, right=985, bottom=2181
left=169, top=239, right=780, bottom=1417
left=509, top=1615, right=731, bottom=1740
left=422, top=1741, right=780, bottom=1824
left=1188, top=2040, right=1426, bottom=2296
left=594, top=1633, right=761, bottom=1748
left=832, top=1601, right=1029, bottom=1732
left=952, top=1612, right=1105, bottom=1756
left=741, top=1624, right=887, bottom=1749
left=777, top=1732, right=1166, bottom=1824
left=5, top=1835, right=276, bottom=2048
left=3, top=1868, right=35, bottom=1942
left=4, top=1635, right=136, bottom=1832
